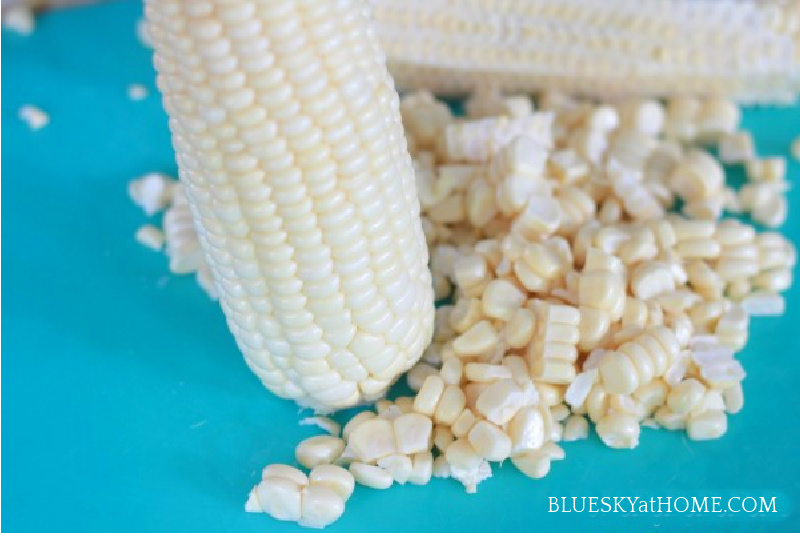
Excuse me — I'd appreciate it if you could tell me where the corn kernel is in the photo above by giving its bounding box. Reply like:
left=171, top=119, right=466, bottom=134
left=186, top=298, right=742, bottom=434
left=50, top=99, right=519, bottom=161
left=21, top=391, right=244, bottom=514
left=308, top=465, right=355, bottom=502
left=596, top=412, right=641, bottom=449
left=349, top=463, right=393, bottom=490
left=687, top=411, right=727, bottom=441
left=295, top=436, right=345, bottom=469
left=468, top=420, right=512, bottom=461
left=348, top=419, right=396, bottom=463
left=476, top=378, right=526, bottom=425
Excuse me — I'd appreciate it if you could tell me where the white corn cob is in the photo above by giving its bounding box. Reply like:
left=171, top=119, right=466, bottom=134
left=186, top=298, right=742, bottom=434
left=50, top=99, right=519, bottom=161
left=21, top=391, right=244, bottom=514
left=371, top=0, right=800, bottom=102
left=145, top=0, right=434, bottom=410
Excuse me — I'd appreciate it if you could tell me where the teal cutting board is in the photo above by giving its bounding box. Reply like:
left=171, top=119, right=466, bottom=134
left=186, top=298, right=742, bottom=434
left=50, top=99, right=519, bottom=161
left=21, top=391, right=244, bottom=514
left=4, top=2, right=800, bottom=532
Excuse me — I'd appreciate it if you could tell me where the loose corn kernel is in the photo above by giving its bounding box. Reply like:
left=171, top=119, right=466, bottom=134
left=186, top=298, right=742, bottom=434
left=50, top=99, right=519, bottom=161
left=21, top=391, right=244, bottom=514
left=550, top=404, right=570, bottom=423
left=476, top=379, right=526, bottom=426
left=451, top=409, right=479, bottom=439
left=508, top=406, right=547, bottom=453
left=630, top=261, right=675, bottom=300
left=465, top=363, right=513, bottom=383
left=349, top=463, right=393, bottom=490
left=406, top=363, right=439, bottom=392
left=482, top=279, right=526, bottom=321
left=667, top=379, right=706, bottom=416
left=347, top=419, right=396, bottom=463
left=746, top=157, right=787, bottom=183
left=295, top=436, right=345, bottom=470
left=409, top=452, right=434, bottom=485
left=135, top=224, right=165, bottom=251
left=434, top=385, right=467, bottom=426
left=440, top=357, right=463, bottom=386
left=718, top=131, right=755, bottom=164
left=502, top=308, right=536, bottom=349
left=723, top=383, right=745, bottom=415
left=453, top=320, right=499, bottom=356
left=377, top=454, right=414, bottom=484
left=308, top=465, right=355, bottom=502
left=246, top=475, right=303, bottom=522
left=393, top=413, right=433, bottom=455
left=596, top=412, right=641, bottom=449
left=511, top=451, right=551, bottom=480
left=562, top=415, right=590, bottom=442
left=414, top=376, right=446, bottom=416
left=433, top=425, right=455, bottom=453
left=687, top=411, right=728, bottom=441
left=741, top=292, right=786, bottom=316
left=468, top=420, right=512, bottom=461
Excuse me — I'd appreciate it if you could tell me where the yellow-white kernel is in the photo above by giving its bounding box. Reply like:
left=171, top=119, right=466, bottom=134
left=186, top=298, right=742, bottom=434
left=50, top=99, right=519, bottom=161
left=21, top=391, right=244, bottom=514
left=468, top=420, right=512, bottom=461
left=511, top=450, right=551, bottom=479
left=295, top=436, right=345, bottom=470
left=667, top=379, right=706, bottom=416
left=407, top=363, right=439, bottom=392
left=687, top=411, right=727, bottom=441
left=530, top=357, right=576, bottom=384
left=299, top=484, right=346, bottom=529
left=634, top=380, right=669, bottom=414
left=347, top=419, right=396, bottom=463
left=393, top=413, right=433, bottom=455
left=349, top=463, right=393, bottom=490
left=440, top=357, right=463, bottom=386
left=414, top=375, right=446, bottom=416
left=718, top=131, right=755, bottom=163
left=261, top=465, right=308, bottom=486
left=409, top=452, right=433, bottom=485
left=476, top=378, right=526, bottom=425
left=752, top=268, right=792, bottom=293
left=482, top=279, right=526, bottom=321
left=508, top=406, right=546, bottom=452
left=502, top=308, right=536, bottom=349
left=246, top=476, right=303, bottom=522
left=453, top=254, right=489, bottom=291
left=452, top=320, right=499, bottom=356
left=465, top=363, right=513, bottom=383
left=135, top=224, right=165, bottom=251
left=630, top=261, right=675, bottom=300
left=513, top=196, right=561, bottom=239
left=444, top=438, right=491, bottom=493
left=536, top=382, right=565, bottom=407
left=599, top=351, right=639, bottom=394
left=723, top=383, right=745, bottom=415
left=596, top=412, right=641, bottom=449
left=308, top=465, right=355, bottom=502
left=550, top=404, right=570, bottom=423
left=562, top=414, right=590, bottom=442
left=376, top=454, right=414, bottom=484
left=549, top=149, right=589, bottom=183
left=434, top=385, right=467, bottom=425
left=433, top=424, right=455, bottom=452
left=654, top=407, right=687, bottom=430
left=697, top=98, right=739, bottom=138
left=746, top=157, right=787, bottom=182
left=451, top=409, right=479, bottom=439
left=675, top=238, right=721, bottom=259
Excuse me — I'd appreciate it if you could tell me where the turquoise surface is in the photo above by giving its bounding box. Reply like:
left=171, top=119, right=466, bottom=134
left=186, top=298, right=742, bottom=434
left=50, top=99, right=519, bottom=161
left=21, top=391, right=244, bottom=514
left=4, top=2, right=800, bottom=532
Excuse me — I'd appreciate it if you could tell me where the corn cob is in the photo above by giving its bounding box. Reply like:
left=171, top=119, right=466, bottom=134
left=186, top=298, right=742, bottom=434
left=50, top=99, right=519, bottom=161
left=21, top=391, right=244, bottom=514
left=145, top=0, right=434, bottom=410
left=371, top=0, right=800, bottom=102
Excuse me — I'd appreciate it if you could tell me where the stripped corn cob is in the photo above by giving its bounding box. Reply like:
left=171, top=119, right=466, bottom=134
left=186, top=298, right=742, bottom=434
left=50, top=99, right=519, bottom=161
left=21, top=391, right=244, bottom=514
left=371, top=0, right=800, bottom=102
left=145, top=0, right=434, bottom=410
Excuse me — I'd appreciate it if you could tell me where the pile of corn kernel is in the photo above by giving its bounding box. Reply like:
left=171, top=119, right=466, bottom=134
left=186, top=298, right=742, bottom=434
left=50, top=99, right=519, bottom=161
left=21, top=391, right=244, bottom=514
left=131, top=90, right=796, bottom=528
